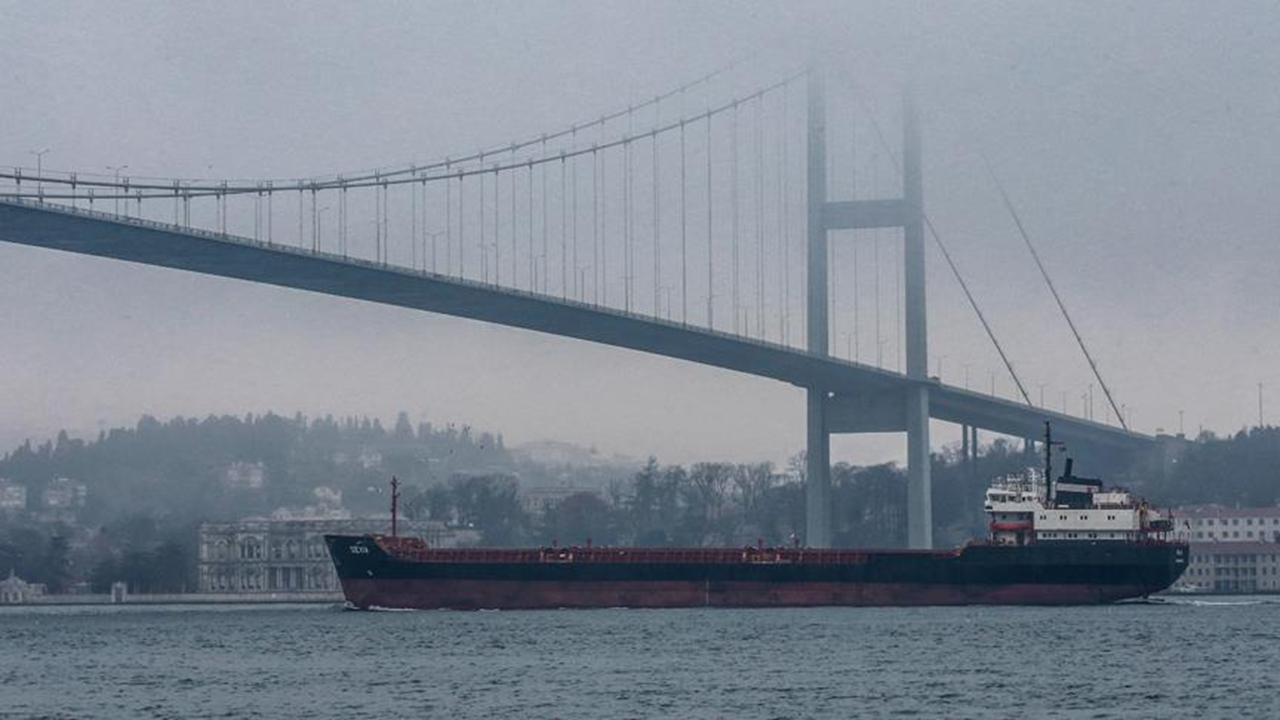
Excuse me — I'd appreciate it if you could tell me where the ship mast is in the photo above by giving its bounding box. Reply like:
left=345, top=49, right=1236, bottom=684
left=390, top=476, right=400, bottom=538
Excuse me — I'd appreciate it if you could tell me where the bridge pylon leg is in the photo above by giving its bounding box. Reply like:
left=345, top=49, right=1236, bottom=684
left=805, top=388, right=832, bottom=548
left=902, top=87, right=932, bottom=549
left=804, top=65, right=833, bottom=548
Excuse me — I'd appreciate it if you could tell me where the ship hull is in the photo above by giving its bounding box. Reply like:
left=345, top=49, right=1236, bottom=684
left=325, top=535, right=1187, bottom=610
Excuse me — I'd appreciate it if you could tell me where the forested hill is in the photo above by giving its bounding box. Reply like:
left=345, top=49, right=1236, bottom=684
left=0, top=412, right=512, bottom=525
left=1160, top=426, right=1280, bottom=507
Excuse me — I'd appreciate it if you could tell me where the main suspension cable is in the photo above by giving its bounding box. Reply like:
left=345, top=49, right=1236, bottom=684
left=860, top=93, right=1034, bottom=406
left=983, top=156, right=1127, bottom=427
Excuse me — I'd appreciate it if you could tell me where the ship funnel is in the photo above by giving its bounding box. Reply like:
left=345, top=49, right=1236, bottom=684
left=1062, top=458, right=1074, bottom=480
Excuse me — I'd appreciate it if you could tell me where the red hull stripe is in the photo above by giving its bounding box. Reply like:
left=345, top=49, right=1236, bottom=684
left=338, top=577, right=1158, bottom=610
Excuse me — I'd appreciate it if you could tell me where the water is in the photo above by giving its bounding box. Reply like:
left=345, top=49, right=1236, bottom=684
left=2, top=598, right=1278, bottom=719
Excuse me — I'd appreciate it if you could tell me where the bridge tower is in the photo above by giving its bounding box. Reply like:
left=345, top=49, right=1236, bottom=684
left=805, top=67, right=932, bottom=549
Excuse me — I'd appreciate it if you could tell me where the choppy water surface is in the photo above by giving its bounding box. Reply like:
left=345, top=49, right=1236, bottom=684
left=2, top=598, right=1278, bottom=719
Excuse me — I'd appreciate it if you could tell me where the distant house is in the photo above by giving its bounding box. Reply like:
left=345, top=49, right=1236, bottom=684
left=0, top=479, right=27, bottom=512
left=42, top=477, right=87, bottom=509
left=357, top=449, right=383, bottom=470
left=223, top=461, right=266, bottom=490
left=519, top=485, right=604, bottom=516
left=0, top=571, right=45, bottom=604
left=511, top=440, right=639, bottom=472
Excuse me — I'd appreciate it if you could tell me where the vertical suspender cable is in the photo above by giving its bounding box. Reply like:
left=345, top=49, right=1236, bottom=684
left=781, top=85, right=791, bottom=345
left=873, top=153, right=881, bottom=366
left=412, top=176, right=418, bottom=270
left=542, top=143, right=549, bottom=294
left=652, top=126, right=660, bottom=317
left=445, top=167, right=453, bottom=275
left=624, top=137, right=633, bottom=312
left=756, top=96, right=764, bottom=338
left=592, top=149, right=599, bottom=305
left=493, top=168, right=500, bottom=285
left=528, top=163, right=535, bottom=291
left=894, top=202, right=902, bottom=372
left=599, top=144, right=607, bottom=305
left=572, top=136, right=579, bottom=301
left=509, top=146, right=518, bottom=286
left=458, top=174, right=465, bottom=278
left=561, top=156, right=568, bottom=299
left=732, top=103, right=740, bottom=334
left=680, top=120, right=688, bottom=324
left=706, top=109, right=713, bottom=329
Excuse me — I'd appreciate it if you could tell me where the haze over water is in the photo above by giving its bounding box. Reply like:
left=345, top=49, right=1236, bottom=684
left=3, top=600, right=1276, bottom=719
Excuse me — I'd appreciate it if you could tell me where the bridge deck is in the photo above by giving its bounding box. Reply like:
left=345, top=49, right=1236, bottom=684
left=0, top=199, right=1152, bottom=452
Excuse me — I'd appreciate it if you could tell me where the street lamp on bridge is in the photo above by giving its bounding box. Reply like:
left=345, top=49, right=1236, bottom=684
left=29, top=149, right=50, bottom=201
left=105, top=165, right=128, bottom=215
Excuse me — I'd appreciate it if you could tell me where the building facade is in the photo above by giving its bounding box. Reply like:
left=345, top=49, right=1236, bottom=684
left=1171, top=506, right=1280, bottom=593
left=197, top=517, right=458, bottom=594
left=0, top=571, right=45, bottom=604
left=1180, top=543, right=1280, bottom=594
left=0, top=479, right=26, bottom=512
left=1173, top=506, right=1280, bottom=544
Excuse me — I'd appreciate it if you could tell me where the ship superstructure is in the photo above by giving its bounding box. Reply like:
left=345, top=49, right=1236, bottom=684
left=985, top=461, right=1174, bottom=546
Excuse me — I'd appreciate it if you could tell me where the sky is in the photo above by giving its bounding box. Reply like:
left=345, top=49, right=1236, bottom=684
left=1, top=1, right=1277, bottom=465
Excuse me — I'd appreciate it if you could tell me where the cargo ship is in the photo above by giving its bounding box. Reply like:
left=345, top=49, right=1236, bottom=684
left=326, top=429, right=1187, bottom=609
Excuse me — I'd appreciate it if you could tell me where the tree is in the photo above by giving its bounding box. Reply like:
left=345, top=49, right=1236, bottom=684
left=449, top=474, right=524, bottom=545
left=684, top=463, right=735, bottom=544
left=538, top=492, right=616, bottom=546
left=42, top=535, right=72, bottom=593
left=734, top=462, right=777, bottom=532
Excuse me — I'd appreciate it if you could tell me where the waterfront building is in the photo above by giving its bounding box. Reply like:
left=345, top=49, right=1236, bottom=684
left=197, top=517, right=471, bottom=594
left=0, top=571, right=45, bottom=604
left=1172, top=506, right=1280, bottom=544
left=1170, top=506, right=1280, bottom=593
left=1180, top=543, right=1280, bottom=593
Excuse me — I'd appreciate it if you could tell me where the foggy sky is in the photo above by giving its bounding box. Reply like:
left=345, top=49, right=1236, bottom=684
left=1, top=1, right=1277, bottom=465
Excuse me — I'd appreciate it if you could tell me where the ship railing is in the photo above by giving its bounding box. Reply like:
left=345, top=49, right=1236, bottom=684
left=373, top=542, right=961, bottom=564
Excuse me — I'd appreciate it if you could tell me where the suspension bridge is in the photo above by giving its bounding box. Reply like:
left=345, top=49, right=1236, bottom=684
left=0, top=63, right=1155, bottom=549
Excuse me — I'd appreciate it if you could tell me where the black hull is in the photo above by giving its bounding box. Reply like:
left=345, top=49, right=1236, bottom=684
left=325, top=535, right=1188, bottom=610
